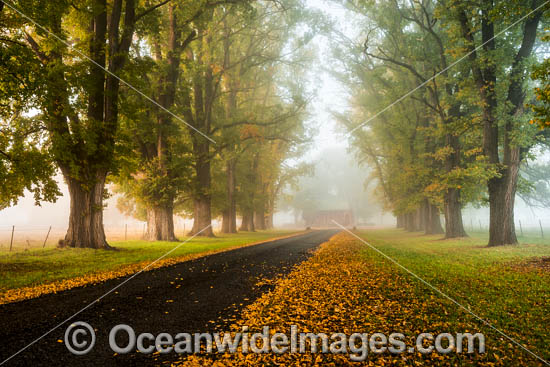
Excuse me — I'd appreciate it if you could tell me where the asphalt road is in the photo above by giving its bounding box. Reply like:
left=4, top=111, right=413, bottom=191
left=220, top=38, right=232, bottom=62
left=0, top=229, right=337, bottom=366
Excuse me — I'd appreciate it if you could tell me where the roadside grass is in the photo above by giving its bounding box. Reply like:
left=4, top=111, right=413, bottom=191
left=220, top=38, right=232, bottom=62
left=356, top=229, right=550, bottom=364
left=176, top=230, right=550, bottom=366
left=0, top=230, right=300, bottom=293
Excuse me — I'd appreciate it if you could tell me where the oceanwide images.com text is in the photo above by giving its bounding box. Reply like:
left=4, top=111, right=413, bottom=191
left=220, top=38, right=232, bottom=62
left=65, top=322, right=486, bottom=361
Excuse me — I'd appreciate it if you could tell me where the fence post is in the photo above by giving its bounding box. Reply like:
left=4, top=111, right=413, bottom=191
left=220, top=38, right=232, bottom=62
left=539, top=219, right=544, bottom=239
left=9, top=225, right=14, bottom=252
left=519, top=220, right=523, bottom=237
left=43, top=226, right=52, bottom=248
left=125, top=223, right=128, bottom=241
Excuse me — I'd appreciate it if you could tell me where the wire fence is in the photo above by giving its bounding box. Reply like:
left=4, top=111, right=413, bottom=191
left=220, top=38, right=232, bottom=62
left=465, top=218, right=549, bottom=239
left=0, top=223, right=187, bottom=252
left=0, top=219, right=228, bottom=252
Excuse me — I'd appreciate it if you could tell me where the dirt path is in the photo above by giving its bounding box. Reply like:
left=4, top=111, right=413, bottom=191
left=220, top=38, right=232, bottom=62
left=0, top=230, right=337, bottom=366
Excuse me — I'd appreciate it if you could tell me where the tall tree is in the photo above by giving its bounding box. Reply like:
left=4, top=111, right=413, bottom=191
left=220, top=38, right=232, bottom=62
left=450, top=0, right=546, bottom=245
left=115, top=2, right=214, bottom=241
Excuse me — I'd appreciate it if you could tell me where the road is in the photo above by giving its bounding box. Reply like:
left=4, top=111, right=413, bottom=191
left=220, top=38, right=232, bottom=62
left=0, top=229, right=337, bottom=366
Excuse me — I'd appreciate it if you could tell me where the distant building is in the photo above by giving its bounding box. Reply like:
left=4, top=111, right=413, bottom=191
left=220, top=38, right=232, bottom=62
left=309, top=209, right=354, bottom=227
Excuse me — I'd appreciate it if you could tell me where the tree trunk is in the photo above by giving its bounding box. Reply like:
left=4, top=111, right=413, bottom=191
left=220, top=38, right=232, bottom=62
left=266, top=213, right=274, bottom=229
left=239, top=153, right=259, bottom=232
left=406, top=210, right=422, bottom=231
left=418, top=204, right=427, bottom=232
left=413, top=210, right=421, bottom=231
left=254, top=210, right=266, bottom=230
left=396, top=214, right=404, bottom=228
left=247, top=211, right=255, bottom=231
left=221, top=159, right=237, bottom=234
left=239, top=210, right=255, bottom=232
left=239, top=213, right=249, bottom=231
left=189, top=141, right=214, bottom=237
left=444, top=188, right=467, bottom=238
left=487, top=148, right=519, bottom=246
left=145, top=205, right=177, bottom=241
left=222, top=210, right=231, bottom=233
left=426, top=203, right=444, bottom=235
left=189, top=131, right=214, bottom=236
left=61, top=171, right=110, bottom=249
left=190, top=196, right=214, bottom=236
left=405, top=212, right=414, bottom=231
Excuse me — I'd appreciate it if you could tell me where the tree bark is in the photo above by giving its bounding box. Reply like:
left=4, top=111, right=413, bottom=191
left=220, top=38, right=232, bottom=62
left=222, top=210, right=231, bottom=233
left=444, top=187, right=467, bottom=238
left=405, top=212, right=417, bottom=231
left=266, top=213, right=274, bottom=229
left=426, top=203, right=444, bottom=235
left=487, top=147, right=519, bottom=246
left=61, top=171, right=110, bottom=249
left=418, top=204, right=427, bottom=232
left=414, top=210, right=421, bottom=231
left=221, top=159, right=237, bottom=233
left=239, top=210, right=255, bottom=231
left=189, top=138, right=214, bottom=237
left=239, top=213, right=249, bottom=231
left=239, top=153, right=259, bottom=232
left=254, top=210, right=266, bottom=230
left=145, top=205, right=177, bottom=241
left=254, top=182, right=267, bottom=230
left=396, top=214, right=404, bottom=228
left=190, top=196, right=214, bottom=236
left=442, top=112, right=467, bottom=238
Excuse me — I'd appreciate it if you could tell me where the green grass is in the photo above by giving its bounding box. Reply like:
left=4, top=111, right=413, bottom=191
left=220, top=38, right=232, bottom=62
left=356, top=229, right=550, bottom=362
left=0, top=230, right=300, bottom=292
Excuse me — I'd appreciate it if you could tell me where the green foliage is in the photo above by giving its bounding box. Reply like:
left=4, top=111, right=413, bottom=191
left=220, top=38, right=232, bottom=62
left=0, top=116, right=60, bottom=208
left=529, top=31, right=550, bottom=130
left=0, top=6, right=61, bottom=207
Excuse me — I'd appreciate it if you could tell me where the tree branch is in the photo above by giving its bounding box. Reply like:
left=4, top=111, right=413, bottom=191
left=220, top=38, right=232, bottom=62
left=24, top=32, right=48, bottom=63
left=135, top=0, right=172, bottom=21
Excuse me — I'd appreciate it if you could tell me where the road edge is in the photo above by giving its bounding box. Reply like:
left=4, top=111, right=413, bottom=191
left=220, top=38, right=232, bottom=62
left=0, top=230, right=312, bottom=306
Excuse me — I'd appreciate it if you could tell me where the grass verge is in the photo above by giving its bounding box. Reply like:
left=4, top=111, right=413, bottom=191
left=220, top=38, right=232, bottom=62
left=0, top=230, right=303, bottom=305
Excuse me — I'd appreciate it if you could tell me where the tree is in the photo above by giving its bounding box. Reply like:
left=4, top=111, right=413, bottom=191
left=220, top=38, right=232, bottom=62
left=0, top=0, right=198, bottom=248
left=449, top=0, right=547, bottom=245
left=114, top=2, right=222, bottom=241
